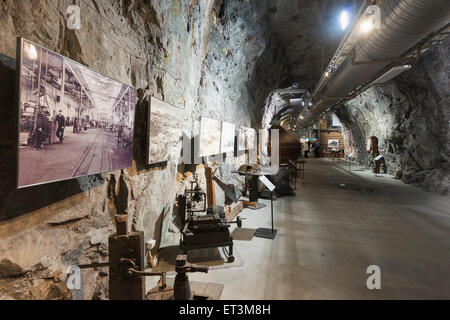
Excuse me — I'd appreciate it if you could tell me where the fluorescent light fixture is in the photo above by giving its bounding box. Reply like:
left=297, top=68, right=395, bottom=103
left=372, top=65, right=412, bottom=85
left=276, top=88, right=307, bottom=94
left=290, top=99, right=304, bottom=107
left=340, top=11, right=350, bottom=31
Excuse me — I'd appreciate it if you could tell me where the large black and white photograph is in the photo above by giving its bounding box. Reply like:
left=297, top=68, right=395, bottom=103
left=238, top=126, right=256, bottom=151
left=147, top=97, right=183, bottom=165
left=17, top=39, right=136, bottom=188
left=199, top=117, right=222, bottom=157
left=220, top=121, right=235, bottom=153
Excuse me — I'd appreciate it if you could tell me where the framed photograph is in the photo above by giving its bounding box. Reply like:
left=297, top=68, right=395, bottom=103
left=16, top=38, right=136, bottom=189
left=199, top=117, right=221, bottom=157
left=220, top=121, right=235, bottom=153
left=239, top=126, right=257, bottom=151
left=147, top=97, right=183, bottom=165
left=328, top=139, right=340, bottom=148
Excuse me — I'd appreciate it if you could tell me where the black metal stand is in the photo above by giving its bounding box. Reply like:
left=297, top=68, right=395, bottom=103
left=254, top=192, right=277, bottom=240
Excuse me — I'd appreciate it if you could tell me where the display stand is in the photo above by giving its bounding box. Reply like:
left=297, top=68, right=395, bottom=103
left=347, top=153, right=354, bottom=172
left=254, top=176, right=277, bottom=240
left=374, top=154, right=383, bottom=177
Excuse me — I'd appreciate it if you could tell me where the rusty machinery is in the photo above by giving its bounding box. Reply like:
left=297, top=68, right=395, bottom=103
left=178, top=174, right=241, bottom=263
left=79, top=215, right=212, bottom=300
left=174, top=255, right=209, bottom=300
left=79, top=215, right=167, bottom=300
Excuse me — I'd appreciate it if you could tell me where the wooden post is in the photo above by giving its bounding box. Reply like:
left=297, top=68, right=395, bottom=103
left=205, top=167, right=216, bottom=207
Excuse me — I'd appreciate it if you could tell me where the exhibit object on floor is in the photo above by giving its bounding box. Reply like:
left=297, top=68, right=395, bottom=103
left=178, top=175, right=237, bottom=263
left=174, top=255, right=209, bottom=300
left=16, top=38, right=136, bottom=188
left=147, top=97, right=183, bottom=165
left=199, top=116, right=222, bottom=157
left=79, top=215, right=166, bottom=300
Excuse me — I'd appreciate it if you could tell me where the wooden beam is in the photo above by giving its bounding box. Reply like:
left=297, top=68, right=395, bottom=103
left=205, top=167, right=216, bottom=207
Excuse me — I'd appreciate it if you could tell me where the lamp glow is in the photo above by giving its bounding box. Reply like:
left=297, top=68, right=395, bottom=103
left=360, top=19, right=374, bottom=33
left=340, top=11, right=350, bottom=31
left=26, top=43, right=38, bottom=60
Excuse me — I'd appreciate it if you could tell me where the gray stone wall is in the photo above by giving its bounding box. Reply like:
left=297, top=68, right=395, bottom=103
left=336, top=39, right=450, bottom=194
left=0, top=0, right=287, bottom=299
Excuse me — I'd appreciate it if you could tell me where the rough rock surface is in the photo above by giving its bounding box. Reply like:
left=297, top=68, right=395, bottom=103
left=0, top=0, right=287, bottom=299
left=336, top=39, right=450, bottom=194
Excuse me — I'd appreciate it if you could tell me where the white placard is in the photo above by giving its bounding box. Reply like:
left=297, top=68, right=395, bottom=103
left=374, top=155, right=384, bottom=161
left=259, top=176, right=276, bottom=192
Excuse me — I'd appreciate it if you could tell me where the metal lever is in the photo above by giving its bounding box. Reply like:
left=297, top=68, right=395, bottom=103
left=175, top=255, right=209, bottom=274
left=229, top=216, right=245, bottom=228
left=174, top=255, right=209, bottom=300
left=120, top=258, right=167, bottom=290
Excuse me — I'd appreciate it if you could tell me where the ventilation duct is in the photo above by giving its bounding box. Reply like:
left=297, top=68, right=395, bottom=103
left=297, top=0, right=450, bottom=128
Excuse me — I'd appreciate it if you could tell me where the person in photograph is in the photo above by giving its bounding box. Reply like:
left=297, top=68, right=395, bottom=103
left=118, top=125, right=123, bottom=147
left=73, top=117, right=79, bottom=133
left=55, top=110, right=66, bottom=143
left=34, top=106, right=47, bottom=150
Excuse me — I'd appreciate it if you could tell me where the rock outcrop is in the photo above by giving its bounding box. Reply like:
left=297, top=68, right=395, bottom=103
left=336, top=38, right=450, bottom=194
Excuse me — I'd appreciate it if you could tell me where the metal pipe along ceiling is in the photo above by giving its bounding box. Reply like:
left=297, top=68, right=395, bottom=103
left=297, top=0, right=450, bottom=128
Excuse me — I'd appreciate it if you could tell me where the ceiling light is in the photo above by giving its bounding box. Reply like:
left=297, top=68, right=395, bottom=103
left=360, top=19, right=374, bottom=34
left=300, top=116, right=304, bottom=120
left=340, top=11, right=350, bottom=31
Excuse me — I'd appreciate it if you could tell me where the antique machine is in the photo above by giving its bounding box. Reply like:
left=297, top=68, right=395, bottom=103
left=79, top=215, right=167, bottom=300
left=174, top=255, right=209, bottom=300
left=178, top=175, right=236, bottom=263
left=79, top=215, right=212, bottom=300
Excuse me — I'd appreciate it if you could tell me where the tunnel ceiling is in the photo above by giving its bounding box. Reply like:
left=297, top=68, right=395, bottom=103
left=266, top=0, right=364, bottom=89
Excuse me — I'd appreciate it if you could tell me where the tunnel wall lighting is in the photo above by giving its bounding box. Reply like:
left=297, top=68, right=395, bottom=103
left=290, top=99, right=304, bottom=107
left=372, top=65, right=412, bottom=85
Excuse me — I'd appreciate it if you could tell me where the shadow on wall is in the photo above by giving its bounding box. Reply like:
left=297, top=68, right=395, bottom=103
left=0, top=53, right=106, bottom=222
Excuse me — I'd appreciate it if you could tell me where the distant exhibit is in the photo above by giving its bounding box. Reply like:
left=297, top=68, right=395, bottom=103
left=199, top=117, right=222, bottom=157
left=239, top=126, right=257, bottom=151
left=148, top=97, right=183, bottom=165
left=328, top=139, right=340, bottom=148
left=17, top=39, right=136, bottom=188
left=220, top=121, right=235, bottom=153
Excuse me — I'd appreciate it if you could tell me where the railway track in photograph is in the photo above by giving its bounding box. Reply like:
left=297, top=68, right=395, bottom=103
left=71, top=129, right=113, bottom=178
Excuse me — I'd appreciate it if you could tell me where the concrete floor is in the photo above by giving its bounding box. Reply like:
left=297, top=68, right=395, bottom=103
left=175, top=159, right=450, bottom=300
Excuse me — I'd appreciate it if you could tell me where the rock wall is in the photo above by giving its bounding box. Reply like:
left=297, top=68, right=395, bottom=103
left=0, top=0, right=287, bottom=299
left=336, top=38, right=450, bottom=194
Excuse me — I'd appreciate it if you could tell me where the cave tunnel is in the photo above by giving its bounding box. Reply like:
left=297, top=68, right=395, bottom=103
left=0, top=0, right=449, bottom=305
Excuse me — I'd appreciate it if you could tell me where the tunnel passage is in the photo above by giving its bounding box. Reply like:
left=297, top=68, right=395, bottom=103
left=0, top=0, right=449, bottom=301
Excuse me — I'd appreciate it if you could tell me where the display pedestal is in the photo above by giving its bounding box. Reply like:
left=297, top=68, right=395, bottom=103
left=245, top=202, right=266, bottom=210
left=254, top=228, right=277, bottom=239
left=254, top=191, right=277, bottom=240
